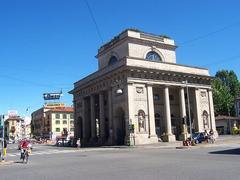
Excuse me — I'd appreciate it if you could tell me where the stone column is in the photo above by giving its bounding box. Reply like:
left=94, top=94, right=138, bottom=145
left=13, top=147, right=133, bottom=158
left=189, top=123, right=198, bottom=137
left=82, top=98, right=87, bottom=142
left=90, top=95, right=96, bottom=142
left=108, top=88, right=113, bottom=144
left=179, top=87, right=188, bottom=140
left=208, top=89, right=218, bottom=136
left=194, top=88, right=203, bottom=132
left=99, top=92, right=105, bottom=143
left=127, top=83, right=135, bottom=145
left=146, top=84, right=158, bottom=140
left=162, top=86, right=176, bottom=142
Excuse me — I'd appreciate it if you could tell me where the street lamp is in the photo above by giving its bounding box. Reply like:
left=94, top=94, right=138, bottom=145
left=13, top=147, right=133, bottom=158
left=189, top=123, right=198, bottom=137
left=115, top=80, right=123, bottom=95
left=183, top=80, right=193, bottom=141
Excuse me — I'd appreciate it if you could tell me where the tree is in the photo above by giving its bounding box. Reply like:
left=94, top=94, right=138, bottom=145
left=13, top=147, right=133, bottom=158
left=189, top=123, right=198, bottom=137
left=212, top=70, right=240, bottom=116
left=215, top=70, right=240, bottom=99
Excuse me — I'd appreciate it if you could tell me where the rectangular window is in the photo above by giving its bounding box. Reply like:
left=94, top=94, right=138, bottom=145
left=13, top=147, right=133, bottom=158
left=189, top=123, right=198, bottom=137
left=55, top=113, right=60, bottom=119
left=70, top=120, right=74, bottom=124
left=70, top=128, right=74, bottom=132
left=63, top=120, right=67, bottom=124
left=63, top=114, right=67, bottom=119
left=70, top=113, right=74, bottom=119
left=56, top=128, right=60, bottom=132
left=55, top=120, right=60, bottom=124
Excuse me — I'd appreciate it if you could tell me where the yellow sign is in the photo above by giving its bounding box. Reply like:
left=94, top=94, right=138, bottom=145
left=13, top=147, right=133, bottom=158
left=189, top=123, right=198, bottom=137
left=44, top=103, right=65, bottom=108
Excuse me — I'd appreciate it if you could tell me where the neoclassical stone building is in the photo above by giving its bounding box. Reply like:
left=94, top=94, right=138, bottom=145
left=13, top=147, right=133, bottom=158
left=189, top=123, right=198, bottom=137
left=70, top=29, right=216, bottom=146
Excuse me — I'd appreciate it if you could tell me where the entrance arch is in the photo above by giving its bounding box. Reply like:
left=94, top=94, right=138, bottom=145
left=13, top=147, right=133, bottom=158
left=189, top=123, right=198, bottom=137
left=115, top=107, right=126, bottom=145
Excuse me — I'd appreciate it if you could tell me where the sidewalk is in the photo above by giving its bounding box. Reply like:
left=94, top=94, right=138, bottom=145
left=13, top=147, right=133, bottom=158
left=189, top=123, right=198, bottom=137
left=0, top=160, right=14, bottom=165
left=129, top=135, right=240, bottom=149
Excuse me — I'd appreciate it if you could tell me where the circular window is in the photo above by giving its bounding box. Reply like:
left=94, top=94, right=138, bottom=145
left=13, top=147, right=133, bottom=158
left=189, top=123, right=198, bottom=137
left=108, top=56, right=118, bottom=65
left=146, top=51, right=161, bottom=62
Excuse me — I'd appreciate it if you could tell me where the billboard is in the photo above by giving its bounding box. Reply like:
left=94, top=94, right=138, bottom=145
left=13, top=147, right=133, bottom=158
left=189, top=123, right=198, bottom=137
left=43, top=92, right=62, bottom=100
left=44, top=103, right=65, bottom=108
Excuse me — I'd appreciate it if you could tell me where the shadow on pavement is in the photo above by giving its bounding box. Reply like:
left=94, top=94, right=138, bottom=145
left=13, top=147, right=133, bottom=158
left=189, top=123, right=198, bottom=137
left=210, top=148, right=240, bottom=155
left=14, top=161, right=26, bottom=164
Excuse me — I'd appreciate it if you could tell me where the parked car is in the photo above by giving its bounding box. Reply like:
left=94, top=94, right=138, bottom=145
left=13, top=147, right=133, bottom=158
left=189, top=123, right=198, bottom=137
left=7, top=139, right=15, bottom=144
left=18, top=139, right=33, bottom=150
left=192, top=132, right=206, bottom=144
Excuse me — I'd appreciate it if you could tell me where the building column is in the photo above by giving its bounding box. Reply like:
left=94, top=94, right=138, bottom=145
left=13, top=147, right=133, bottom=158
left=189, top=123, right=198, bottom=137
left=99, top=92, right=105, bottom=143
left=127, top=83, right=135, bottom=145
left=146, top=84, right=157, bottom=139
left=208, top=89, right=218, bottom=136
left=194, top=88, right=203, bottom=132
left=82, top=98, right=87, bottom=142
left=108, top=88, right=113, bottom=144
left=90, top=95, right=96, bottom=142
left=179, top=87, right=188, bottom=140
left=162, top=86, right=176, bottom=142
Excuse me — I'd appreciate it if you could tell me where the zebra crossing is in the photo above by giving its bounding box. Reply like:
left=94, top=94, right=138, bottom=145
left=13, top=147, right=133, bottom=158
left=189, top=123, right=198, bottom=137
left=7, top=149, right=78, bottom=157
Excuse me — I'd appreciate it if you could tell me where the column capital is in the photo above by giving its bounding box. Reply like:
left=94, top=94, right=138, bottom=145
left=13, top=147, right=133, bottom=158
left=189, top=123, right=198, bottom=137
left=207, top=88, right=213, bottom=92
left=146, top=83, right=153, bottom=87
left=127, top=82, right=134, bottom=85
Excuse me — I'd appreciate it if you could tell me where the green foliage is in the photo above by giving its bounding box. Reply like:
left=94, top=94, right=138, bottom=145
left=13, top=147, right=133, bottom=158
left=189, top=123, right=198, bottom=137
left=212, top=70, right=240, bottom=116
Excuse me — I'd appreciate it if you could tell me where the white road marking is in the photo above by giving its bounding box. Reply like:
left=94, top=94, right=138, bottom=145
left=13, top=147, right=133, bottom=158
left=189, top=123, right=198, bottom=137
left=7, top=149, right=78, bottom=157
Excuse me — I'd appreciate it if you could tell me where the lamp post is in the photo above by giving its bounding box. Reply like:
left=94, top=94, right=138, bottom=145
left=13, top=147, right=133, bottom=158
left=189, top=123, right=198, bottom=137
left=1, top=115, right=5, bottom=160
left=183, top=80, right=193, bottom=141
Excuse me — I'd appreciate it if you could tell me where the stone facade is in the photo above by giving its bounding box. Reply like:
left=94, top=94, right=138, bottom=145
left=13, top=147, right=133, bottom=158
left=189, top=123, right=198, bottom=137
left=70, top=29, right=217, bottom=146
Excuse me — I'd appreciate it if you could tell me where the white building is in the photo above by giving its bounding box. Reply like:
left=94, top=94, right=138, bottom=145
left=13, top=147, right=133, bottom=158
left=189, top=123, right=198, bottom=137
left=70, top=29, right=217, bottom=146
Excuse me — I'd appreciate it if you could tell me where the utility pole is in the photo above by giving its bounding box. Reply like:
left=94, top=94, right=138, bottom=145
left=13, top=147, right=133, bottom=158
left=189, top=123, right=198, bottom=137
left=183, top=80, right=193, bottom=141
left=0, top=115, right=5, bottom=160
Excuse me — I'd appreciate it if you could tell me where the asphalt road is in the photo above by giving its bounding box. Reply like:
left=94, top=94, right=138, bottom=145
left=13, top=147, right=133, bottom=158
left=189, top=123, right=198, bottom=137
left=0, top=137, right=240, bottom=180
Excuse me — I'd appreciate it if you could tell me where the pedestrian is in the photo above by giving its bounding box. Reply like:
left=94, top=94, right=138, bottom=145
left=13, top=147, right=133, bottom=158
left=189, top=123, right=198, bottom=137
left=76, top=138, right=81, bottom=148
left=204, top=130, right=208, bottom=143
left=3, top=139, right=7, bottom=160
left=209, top=129, right=215, bottom=144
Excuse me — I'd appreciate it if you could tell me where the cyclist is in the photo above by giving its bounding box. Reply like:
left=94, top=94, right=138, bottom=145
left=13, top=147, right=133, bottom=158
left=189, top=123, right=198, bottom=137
left=20, top=140, right=31, bottom=163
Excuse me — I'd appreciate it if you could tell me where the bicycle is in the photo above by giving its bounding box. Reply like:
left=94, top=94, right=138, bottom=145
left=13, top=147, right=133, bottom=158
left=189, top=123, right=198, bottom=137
left=20, top=149, right=30, bottom=164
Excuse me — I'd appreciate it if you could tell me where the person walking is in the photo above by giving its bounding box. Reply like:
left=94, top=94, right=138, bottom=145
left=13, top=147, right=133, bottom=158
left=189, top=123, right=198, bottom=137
left=2, top=139, right=7, bottom=160
left=209, top=129, right=215, bottom=144
left=76, top=138, right=81, bottom=148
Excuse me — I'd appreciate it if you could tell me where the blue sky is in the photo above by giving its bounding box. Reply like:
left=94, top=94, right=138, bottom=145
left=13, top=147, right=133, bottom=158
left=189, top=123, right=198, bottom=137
left=0, top=0, right=240, bottom=116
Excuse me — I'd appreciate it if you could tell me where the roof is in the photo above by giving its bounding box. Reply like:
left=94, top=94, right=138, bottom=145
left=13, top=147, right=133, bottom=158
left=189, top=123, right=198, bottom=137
left=215, top=115, right=240, bottom=121
left=6, top=116, right=23, bottom=121
left=46, top=106, right=74, bottom=113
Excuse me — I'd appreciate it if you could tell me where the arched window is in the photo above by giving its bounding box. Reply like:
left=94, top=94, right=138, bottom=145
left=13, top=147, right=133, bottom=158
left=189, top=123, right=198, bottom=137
left=108, top=56, right=118, bottom=65
left=138, top=110, right=146, bottom=132
left=146, top=51, right=161, bottom=62
left=202, top=111, right=209, bottom=129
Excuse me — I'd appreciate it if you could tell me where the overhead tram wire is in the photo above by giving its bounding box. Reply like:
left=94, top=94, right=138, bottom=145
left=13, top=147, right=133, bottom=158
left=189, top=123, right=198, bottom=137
left=178, top=21, right=240, bottom=47
left=176, top=21, right=240, bottom=67
left=0, top=74, right=72, bottom=89
left=203, top=55, right=240, bottom=67
left=83, top=0, right=104, bottom=44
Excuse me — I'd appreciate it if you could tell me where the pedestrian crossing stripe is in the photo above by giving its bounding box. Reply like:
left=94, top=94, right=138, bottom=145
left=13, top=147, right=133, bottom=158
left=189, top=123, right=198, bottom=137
left=7, top=149, right=78, bottom=157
